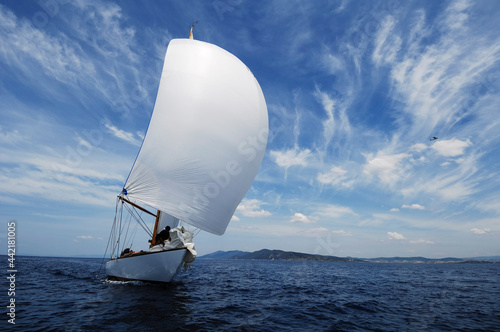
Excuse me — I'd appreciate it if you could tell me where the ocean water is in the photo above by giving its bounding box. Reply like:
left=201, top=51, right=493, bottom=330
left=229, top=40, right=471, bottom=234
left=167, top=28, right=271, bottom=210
left=4, top=256, right=500, bottom=331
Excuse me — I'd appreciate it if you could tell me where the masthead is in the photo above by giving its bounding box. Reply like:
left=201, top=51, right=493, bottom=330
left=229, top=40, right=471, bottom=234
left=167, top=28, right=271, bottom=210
left=189, top=21, right=199, bottom=39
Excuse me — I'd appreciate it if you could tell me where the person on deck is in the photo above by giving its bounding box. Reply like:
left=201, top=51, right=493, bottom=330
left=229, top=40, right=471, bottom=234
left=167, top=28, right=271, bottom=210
left=155, top=226, right=171, bottom=245
left=120, top=248, right=135, bottom=257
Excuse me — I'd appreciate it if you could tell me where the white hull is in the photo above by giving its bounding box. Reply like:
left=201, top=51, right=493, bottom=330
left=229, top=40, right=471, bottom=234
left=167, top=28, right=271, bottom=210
left=106, top=248, right=187, bottom=283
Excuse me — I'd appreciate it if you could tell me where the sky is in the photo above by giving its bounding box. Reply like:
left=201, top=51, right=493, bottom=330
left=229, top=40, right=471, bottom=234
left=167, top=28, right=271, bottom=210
left=1, top=0, right=499, bottom=258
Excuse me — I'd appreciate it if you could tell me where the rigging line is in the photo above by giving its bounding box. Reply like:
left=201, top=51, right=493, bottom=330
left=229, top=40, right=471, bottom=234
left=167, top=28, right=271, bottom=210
left=129, top=222, right=139, bottom=248
left=97, top=196, right=120, bottom=279
left=123, top=204, right=138, bottom=249
left=113, top=199, right=126, bottom=258
left=124, top=203, right=153, bottom=238
left=136, top=207, right=152, bottom=235
left=125, top=201, right=150, bottom=233
left=117, top=202, right=123, bottom=259
left=124, top=203, right=152, bottom=237
left=133, top=207, right=153, bottom=235
left=110, top=201, right=120, bottom=258
left=124, top=210, right=139, bottom=249
left=111, top=202, right=123, bottom=258
left=121, top=210, right=133, bottom=251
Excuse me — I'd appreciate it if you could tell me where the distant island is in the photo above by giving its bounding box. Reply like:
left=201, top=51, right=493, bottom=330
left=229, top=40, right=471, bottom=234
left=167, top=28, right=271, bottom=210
left=200, top=249, right=500, bottom=264
left=202, top=249, right=360, bottom=262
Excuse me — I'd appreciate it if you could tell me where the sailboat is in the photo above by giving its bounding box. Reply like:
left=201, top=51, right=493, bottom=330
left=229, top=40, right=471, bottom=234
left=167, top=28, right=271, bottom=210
left=105, top=26, right=268, bottom=283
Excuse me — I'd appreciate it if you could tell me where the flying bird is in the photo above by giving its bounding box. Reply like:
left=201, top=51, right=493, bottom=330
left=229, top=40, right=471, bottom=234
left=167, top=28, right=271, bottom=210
left=429, top=137, right=438, bottom=141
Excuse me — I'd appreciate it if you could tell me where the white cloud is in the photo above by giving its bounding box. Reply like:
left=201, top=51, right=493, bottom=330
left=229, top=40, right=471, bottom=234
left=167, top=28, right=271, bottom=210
left=0, top=122, right=128, bottom=208
left=77, top=235, right=94, bottom=240
left=0, top=166, right=120, bottom=207
left=400, top=153, right=480, bottom=201
left=270, top=148, right=311, bottom=179
left=322, top=52, right=343, bottom=74
left=331, top=230, right=352, bottom=236
left=231, top=215, right=240, bottom=222
left=433, top=182, right=474, bottom=202
left=0, top=126, right=27, bottom=145
left=270, top=148, right=311, bottom=168
left=0, top=2, right=158, bottom=117
left=387, top=232, right=406, bottom=240
left=236, top=199, right=272, bottom=218
left=474, top=198, right=500, bottom=214
left=0, top=5, right=95, bottom=86
left=444, top=0, right=471, bottom=32
left=73, top=235, right=102, bottom=243
left=0, top=195, right=23, bottom=205
left=317, top=166, right=350, bottom=187
left=372, top=16, right=402, bottom=67
left=410, top=143, right=428, bottom=152
left=315, top=88, right=335, bottom=147
left=364, top=153, right=409, bottom=174
left=136, top=131, right=145, bottom=140
left=409, top=239, right=435, bottom=244
left=402, top=204, right=425, bottom=210
left=469, top=228, right=491, bottom=235
left=289, top=212, right=318, bottom=224
left=314, top=87, right=352, bottom=156
left=104, top=122, right=142, bottom=146
left=67, top=1, right=138, bottom=61
left=317, top=204, right=357, bottom=218
left=363, top=153, right=409, bottom=184
left=390, top=208, right=400, bottom=212
left=432, top=138, right=471, bottom=157
left=388, top=0, right=500, bottom=143
left=302, top=227, right=331, bottom=237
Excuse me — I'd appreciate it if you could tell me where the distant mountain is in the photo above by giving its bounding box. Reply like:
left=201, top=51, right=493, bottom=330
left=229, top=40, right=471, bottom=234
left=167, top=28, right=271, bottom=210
left=238, top=249, right=361, bottom=262
left=200, top=250, right=499, bottom=263
left=362, top=256, right=498, bottom=263
left=201, top=249, right=360, bottom=262
left=362, top=257, right=465, bottom=263
left=467, top=256, right=500, bottom=262
left=200, top=250, right=250, bottom=260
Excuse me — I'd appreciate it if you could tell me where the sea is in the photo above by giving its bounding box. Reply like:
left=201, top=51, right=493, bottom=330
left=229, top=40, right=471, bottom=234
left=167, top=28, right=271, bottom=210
left=3, top=256, right=500, bottom=331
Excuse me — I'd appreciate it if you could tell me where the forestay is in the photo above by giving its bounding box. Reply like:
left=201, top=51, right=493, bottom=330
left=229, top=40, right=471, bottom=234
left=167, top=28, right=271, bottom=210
left=123, top=39, right=268, bottom=235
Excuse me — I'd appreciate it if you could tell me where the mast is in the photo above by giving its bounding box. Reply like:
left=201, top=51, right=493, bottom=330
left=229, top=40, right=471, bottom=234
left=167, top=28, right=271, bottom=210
left=188, top=21, right=198, bottom=39
left=150, top=210, right=161, bottom=248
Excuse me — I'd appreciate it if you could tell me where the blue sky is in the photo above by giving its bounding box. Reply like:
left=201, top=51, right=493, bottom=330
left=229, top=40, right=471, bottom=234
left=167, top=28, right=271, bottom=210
left=1, top=0, right=499, bottom=258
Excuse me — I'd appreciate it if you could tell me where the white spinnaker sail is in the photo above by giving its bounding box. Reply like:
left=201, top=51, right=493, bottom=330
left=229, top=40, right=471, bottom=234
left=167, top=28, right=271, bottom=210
left=124, top=39, right=268, bottom=236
